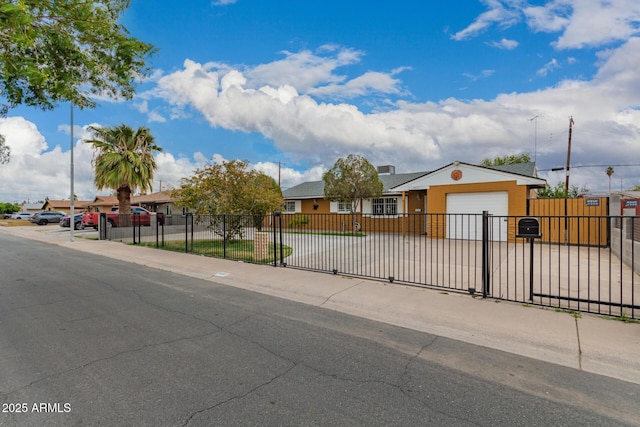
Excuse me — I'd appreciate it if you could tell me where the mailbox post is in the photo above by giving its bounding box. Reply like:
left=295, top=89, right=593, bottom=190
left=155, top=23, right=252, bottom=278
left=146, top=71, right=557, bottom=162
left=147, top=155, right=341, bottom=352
left=516, top=217, right=542, bottom=302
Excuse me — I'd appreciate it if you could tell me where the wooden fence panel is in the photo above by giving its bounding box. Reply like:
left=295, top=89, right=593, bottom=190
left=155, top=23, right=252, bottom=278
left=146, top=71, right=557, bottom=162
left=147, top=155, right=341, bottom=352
left=529, top=198, right=608, bottom=246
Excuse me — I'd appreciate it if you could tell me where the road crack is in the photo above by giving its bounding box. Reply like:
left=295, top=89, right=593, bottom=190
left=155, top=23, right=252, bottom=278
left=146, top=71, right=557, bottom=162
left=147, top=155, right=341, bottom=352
left=320, top=280, right=366, bottom=306
left=575, top=317, right=583, bottom=370
left=3, top=329, right=223, bottom=397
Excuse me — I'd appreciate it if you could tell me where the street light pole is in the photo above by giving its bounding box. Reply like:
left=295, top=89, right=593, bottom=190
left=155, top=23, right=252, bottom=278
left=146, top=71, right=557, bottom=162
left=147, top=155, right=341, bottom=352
left=70, top=103, right=74, bottom=242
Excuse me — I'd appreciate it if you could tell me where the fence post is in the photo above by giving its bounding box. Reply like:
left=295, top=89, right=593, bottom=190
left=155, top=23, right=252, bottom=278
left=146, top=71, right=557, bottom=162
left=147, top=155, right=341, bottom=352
left=223, top=215, right=227, bottom=258
left=278, top=212, right=285, bottom=266
left=133, top=212, right=140, bottom=245
left=184, top=213, right=192, bottom=253
left=482, top=211, right=490, bottom=298
left=190, top=213, right=194, bottom=253
left=155, top=213, right=159, bottom=248
left=99, top=212, right=107, bottom=240
left=272, top=212, right=280, bottom=267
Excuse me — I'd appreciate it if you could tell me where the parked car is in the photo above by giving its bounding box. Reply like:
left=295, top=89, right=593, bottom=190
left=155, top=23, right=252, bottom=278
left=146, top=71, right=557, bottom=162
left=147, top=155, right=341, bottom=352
left=29, top=211, right=66, bottom=225
left=60, top=213, right=84, bottom=229
left=10, top=212, right=33, bottom=220
left=82, top=206, right=164, bottom=229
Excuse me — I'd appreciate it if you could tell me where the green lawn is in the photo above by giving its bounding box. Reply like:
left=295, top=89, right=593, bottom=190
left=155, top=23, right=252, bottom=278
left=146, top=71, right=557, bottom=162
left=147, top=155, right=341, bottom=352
left=139, top=238, right=292, bottom=263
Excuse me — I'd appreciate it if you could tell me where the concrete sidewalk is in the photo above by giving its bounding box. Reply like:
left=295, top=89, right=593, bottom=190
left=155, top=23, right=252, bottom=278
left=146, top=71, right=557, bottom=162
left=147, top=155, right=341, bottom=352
left=3, top=225, right=640, bottom=385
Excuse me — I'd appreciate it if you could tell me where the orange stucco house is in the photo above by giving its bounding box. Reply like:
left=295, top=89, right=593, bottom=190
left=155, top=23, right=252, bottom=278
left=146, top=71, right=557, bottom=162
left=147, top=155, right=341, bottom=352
left=282, top=162, right=546, bottom=241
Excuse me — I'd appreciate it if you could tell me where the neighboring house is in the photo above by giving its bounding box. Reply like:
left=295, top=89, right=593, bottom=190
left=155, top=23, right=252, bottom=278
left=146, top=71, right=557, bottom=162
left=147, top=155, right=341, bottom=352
left=41, top=199, right=93, bottom=214
left=19, top=202, right=45, bottom=214
left=83, top=191, right=178, bottom=215
left=283, top=161, right=546, bottom=241
left=79, top=195, right=118, bottom=213
left=133, top=191, right=178, bottom=216
left=618, top=191, right=640, bottom=216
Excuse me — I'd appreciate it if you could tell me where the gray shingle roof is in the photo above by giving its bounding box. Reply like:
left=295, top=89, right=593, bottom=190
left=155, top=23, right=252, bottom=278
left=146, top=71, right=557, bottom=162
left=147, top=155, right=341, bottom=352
left=283, top=171, right=430, bottom=199
left=283, top=163, right=539, bottom=200
left=485, top=162, right=537, bottom=177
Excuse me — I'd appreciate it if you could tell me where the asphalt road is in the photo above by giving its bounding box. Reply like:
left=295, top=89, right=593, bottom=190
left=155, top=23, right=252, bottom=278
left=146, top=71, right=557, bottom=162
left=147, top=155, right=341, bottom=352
left=0, top=233, right=639, bottom=426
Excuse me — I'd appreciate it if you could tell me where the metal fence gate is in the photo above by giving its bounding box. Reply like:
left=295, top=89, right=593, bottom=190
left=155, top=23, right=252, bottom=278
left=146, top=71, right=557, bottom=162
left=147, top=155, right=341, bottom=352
left=98, top=211, right=639, bottom=320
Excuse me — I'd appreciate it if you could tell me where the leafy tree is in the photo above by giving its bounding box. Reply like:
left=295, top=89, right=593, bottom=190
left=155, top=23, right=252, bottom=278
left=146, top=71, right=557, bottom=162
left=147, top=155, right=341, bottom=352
left=172, top=160, right=283, bottom=240
left=537, top=182, right=588, bottom=198
left=0, top=1, right=154, bottom=164
left=0, top=0, right=155, bottom=111
left=629, top=184, right=640, bottom=191
left=323, top=154, right=383, bottom=230
left=0, top=134, right=8, bottom=164
left=0, top=202, right=19, bottom=215
left=85, top=125, right=162, bottom=224
left=537, top=182, right=569, bottom=199
left=481, top=152, right=532, bottom=166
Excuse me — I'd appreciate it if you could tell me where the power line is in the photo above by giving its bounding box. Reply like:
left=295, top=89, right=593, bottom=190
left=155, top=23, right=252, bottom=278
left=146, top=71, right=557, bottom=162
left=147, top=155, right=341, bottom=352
left=538, top=164, right=640, bottom=172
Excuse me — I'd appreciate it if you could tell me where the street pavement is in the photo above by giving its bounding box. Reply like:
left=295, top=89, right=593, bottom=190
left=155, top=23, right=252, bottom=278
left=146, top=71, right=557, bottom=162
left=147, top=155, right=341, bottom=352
left=2, top=224, right=639, bottom=386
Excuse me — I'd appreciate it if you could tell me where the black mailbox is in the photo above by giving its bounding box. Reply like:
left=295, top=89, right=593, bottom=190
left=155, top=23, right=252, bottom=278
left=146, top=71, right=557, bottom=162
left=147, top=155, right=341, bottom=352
left=516, top=217, right=541, bottom=239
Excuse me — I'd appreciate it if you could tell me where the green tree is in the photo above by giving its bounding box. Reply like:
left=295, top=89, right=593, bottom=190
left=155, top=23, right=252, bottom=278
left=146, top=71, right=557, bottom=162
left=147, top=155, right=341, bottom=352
left=85, top=125, right=162, bottom=224
left=0, top=202, right=19, bottom=215
left=0, top=0, right=155, bottom=111
left=323, top=154, right=383, bottom=230
left=537, top=182, right=569, bottom=199
left=481, top=152, right=532, bottom=166
left=172, top=160, right=283, bottom=240
left=629, top=184, right=640, bottom=191
left=537, top=182, right=588, bottom=198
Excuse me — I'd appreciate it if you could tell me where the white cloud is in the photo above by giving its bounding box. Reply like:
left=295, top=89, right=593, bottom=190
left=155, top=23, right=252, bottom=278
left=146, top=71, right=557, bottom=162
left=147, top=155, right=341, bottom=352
left=0, top=119, right=198, bottom=202
left=133, top=100, right=149, bottom=113
left=488, top=38, right=519, bottom=50
left=245, top=47, right=361, bottom=92
left=463, top=69, right=496, bottom=81
left=536, top=58, right=560, bottom=76
left=458, top=0, right=640, bottom=49
left=550, top=0, right=640, bottom=49
left=308, top=70, right=406, bottom=99
left=148, top=111, right=167, bottom=123
left=0, top=117, right=96, bottom=202
left=211, top=0, right=237, bottom=6
left=451, top=0, right=522, bottom=40
left=524, top=2, right=570, bottom=33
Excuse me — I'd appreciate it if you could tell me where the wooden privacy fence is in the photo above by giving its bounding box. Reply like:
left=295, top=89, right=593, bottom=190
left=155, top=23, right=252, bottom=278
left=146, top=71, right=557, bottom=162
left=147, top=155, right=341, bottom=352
left=529, top=197, right=608, bottom=246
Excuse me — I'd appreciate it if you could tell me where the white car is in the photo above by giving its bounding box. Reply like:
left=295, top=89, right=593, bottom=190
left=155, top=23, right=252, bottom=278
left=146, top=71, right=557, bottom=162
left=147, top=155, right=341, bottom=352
left=11, top=212, right=33, bottom=220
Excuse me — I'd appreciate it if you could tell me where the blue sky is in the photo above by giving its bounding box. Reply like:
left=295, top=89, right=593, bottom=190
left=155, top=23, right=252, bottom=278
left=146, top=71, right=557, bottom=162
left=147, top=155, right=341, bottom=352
left=1, top=0, right=640, bottom=203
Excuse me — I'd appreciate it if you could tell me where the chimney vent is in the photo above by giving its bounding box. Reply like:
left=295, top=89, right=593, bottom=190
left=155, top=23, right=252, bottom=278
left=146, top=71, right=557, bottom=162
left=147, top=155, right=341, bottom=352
left=377, top=165, right=395, bottom=175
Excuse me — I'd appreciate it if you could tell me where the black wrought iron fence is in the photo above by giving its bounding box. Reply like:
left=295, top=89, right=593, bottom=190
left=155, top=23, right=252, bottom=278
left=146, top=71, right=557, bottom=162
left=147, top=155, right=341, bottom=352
left=99, top=211, right=639, bottom=319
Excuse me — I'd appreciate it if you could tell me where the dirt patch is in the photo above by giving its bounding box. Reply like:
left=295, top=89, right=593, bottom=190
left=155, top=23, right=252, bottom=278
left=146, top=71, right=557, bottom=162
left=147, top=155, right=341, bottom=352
left=0, top=220, right=36, bottom=227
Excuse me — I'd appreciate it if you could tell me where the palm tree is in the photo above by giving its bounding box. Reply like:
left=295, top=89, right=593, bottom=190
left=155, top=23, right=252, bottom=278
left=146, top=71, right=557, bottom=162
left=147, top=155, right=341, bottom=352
left=606, top=166, right=614, bottom=192
left=85, top=125, right=162, bottom=223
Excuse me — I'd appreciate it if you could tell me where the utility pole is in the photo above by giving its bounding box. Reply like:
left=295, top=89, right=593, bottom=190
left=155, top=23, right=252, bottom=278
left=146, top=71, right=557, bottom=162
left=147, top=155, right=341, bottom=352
left=565, top=116, right=574, bottom=192
left=563, top=116, right=574, bottom=246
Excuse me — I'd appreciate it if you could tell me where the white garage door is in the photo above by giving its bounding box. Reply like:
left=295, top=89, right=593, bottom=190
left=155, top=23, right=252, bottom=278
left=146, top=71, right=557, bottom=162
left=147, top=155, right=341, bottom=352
left=446, top=192, right=509, bottom=241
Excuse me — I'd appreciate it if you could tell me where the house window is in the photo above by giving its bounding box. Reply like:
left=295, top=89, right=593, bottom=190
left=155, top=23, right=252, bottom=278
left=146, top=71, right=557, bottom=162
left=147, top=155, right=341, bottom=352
left=372, top=198, right=397, bottom=216
left=284, top=201, right=296, bottom=213
left=337, top=201, right=350, bottom=213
